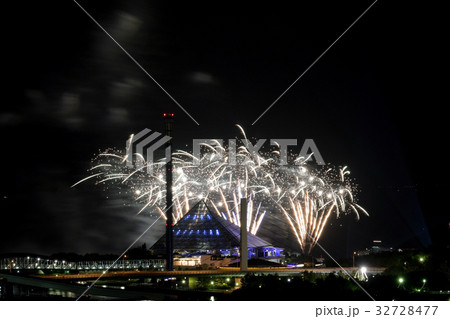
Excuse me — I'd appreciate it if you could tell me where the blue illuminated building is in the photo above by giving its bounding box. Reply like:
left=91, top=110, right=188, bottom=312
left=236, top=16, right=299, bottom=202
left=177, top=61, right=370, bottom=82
left=151, top=201, right=284, bottom=263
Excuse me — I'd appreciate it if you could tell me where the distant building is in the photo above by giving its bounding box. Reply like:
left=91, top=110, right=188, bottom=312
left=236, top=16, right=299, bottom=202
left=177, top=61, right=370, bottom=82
left=173, top=255, right=234, bottom=268
left=357, top=240, right=393, bottom=256
left=150, top=201, right=284, bottom=267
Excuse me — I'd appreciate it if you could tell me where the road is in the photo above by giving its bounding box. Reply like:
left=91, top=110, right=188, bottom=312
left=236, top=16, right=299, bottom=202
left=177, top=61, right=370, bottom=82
left=32, top=266, right=386, bottom=280
left=0, top=273, right=177, bottom=300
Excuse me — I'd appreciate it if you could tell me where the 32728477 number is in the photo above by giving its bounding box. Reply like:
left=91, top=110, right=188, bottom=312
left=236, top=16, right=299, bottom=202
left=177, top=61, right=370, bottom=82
left=375, top=306, right=438, bottom=316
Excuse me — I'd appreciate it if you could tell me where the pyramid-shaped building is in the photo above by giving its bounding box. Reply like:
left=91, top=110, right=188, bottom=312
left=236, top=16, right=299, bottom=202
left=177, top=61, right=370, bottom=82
left=151, top=200, right=283, bottom=260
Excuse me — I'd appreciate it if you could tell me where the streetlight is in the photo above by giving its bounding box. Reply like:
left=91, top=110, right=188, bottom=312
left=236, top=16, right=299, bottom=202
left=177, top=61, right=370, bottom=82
left=397, top=277, right=404, bottom=288
left=353, top=251, right=357, bottom=267
left=122, top=255, right=128, bottom=271
left=355, top=266, right=368, bottom=281
left=419, top=278, right=427, bottom=291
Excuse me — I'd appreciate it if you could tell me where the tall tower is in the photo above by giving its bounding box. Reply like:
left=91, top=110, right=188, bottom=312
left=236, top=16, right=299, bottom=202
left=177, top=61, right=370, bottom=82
left=164, top=113, right=174, bottom=271
left=240, top=197, right=248, bottom=271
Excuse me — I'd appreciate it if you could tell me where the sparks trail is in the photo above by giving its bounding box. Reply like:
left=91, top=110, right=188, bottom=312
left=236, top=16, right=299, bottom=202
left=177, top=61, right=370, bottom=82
left=273, top=165, right=369, bottom=254
left=73, top=125, right=368, bottom=253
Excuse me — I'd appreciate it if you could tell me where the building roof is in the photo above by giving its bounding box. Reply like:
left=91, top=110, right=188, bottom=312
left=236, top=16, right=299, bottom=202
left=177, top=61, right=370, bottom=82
left=151, top=200, right=272, bottom=252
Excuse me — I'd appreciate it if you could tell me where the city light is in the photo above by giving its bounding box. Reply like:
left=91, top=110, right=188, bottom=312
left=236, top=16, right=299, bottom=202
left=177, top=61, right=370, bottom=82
left=397, top=277, right=405, bottom=288
left=355, top=266, right=368, bottom=281
left=418, top=278, right=428, bottom=292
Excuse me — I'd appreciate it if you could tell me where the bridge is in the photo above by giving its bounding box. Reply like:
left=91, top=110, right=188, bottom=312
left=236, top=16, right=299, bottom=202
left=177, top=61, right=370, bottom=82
left=1, top=257, right=385, bottom=278
left=1, top=259, right=386, bottom=300
left=1, top=256, right=165, bottom=271
left=30, top=266, right=386, bottom=281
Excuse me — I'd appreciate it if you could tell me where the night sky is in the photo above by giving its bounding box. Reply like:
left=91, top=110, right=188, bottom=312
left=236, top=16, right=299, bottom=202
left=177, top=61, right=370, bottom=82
left=1, top=1, right=446, bottom=258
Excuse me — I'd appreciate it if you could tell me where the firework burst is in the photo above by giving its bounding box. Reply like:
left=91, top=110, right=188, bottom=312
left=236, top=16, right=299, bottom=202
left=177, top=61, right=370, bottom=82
left=272, top=163, right=368, bottom=254
left=72, top=126, right=274, bottom=235
left=72, top=125, right=368, bottom=253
